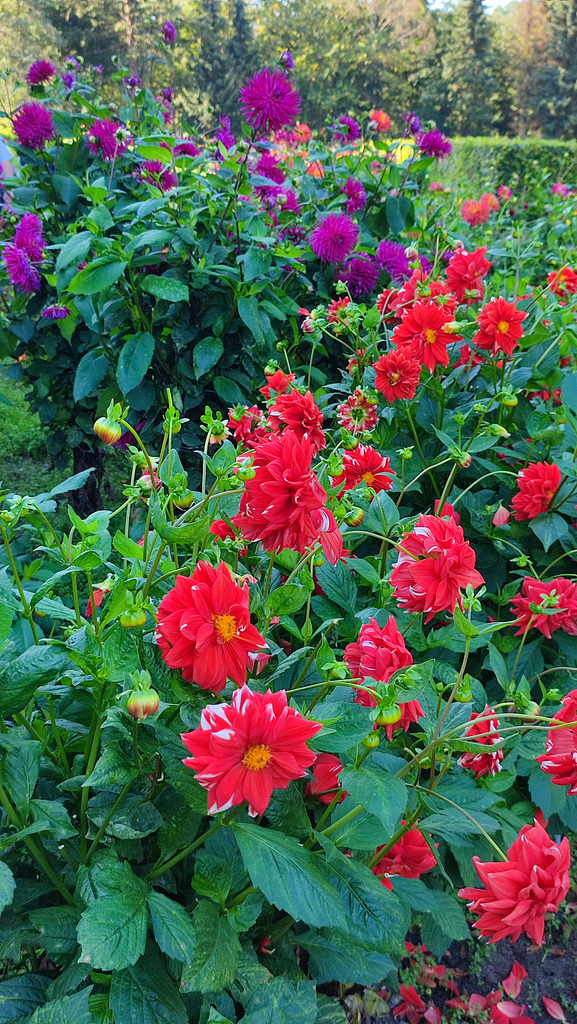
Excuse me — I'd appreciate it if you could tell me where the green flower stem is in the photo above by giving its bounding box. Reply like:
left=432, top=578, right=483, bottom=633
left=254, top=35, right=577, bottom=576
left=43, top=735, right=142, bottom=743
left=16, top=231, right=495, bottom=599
left=85, top=571, right=102, bottom=648
left=70, top=571, right=82, bottom=627
left=311, top=792, right=343, bottom=834
left=405, top=408, right=440, bottom=497
left=415, top=785, right=508, bottom=861
left=141, top=539, right=167, bottom=600
left=451, top=468, right=518, bottom=508
left=509, top=616, right=535, bottom=685
left=118, top=419, right=156, bottom=483
left=0, top=778, right=75, bottom=905
left=80, top=709, right=104, bottom=858
left=146, top=806, right=242, bottom=882
left=83, top=775, right=142, bottom=865
left=434, top=462, right=459, bottom=518
left=319, top=803, right=364, bottom=838
left=0, top=524, right=40, bottom=643
left=226, top=884, right=258, bottom=909
left=46, top=696, right=69, bottom=772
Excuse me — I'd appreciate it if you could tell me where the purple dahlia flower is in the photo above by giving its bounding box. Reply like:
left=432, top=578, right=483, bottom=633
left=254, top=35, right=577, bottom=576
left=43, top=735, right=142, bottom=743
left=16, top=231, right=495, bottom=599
left=375, top=239, right=410, bottom=282
left=26, top=60, right=57, bottom=86
left=2, top=244, right=40, bottom=293
left=337, top=252, right=379, bottom=299
left=139, top=160, right=178, bottom=192
left=333, top=115, right=361, bottom=145
left=310, top=212, right=359, bottom=264
left=41, top=304, right=70, bottom=320
left=279, top=50, right=294, bottom=70
left=13, top=102, right=54, bottom=150
left=85, top=118, right=131, bottom=160
left=418, top=129, right=452, bottom=160
left=239, top=67, right=301, bottom=135
left=14, top=213, right=45, bottom=262
left=215, top=115, right=236, bottom=152
left=162, top=20, right=177, bottom=43
left=341, top=177, right=366, bottom=214
left=62, top=72, right=76, bottom=90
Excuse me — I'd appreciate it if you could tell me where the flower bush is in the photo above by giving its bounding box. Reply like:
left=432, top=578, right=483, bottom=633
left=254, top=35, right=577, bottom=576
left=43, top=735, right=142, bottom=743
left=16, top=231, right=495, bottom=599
left=1, top=44, right=577, bottom=1024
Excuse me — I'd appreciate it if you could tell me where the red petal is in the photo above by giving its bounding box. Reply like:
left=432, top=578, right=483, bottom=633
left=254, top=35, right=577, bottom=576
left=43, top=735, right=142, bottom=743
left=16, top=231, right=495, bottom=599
left=542, top=997, right=566, bottom=1021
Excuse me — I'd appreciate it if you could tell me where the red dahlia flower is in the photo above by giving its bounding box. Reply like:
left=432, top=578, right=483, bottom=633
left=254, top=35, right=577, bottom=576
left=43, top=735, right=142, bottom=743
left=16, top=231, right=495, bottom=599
left=461, top=198, right=491, bottom=226
left=510, top=577, right=577, bottom=638
left=392, top=984, right=427, bottom=1024
left=390, top=514, right=484, bottom=621
left=181, top=685, right=321, bottom=815
left=336, top=389, right=378, bottom=432
left=392, top=301, right=461, bottom=372
left=547, top=266, right=577, bottom=299
left=373, top=349, right=421, bottom=402
left=511, top=460, right=561, bottom=520
left=537, top=689, right=577, bottom=794
left=473, top=297, right=527, bottom=356
left=305, top=753, right=346, bottom=804
left=396, top=270, right=458, bottom=315
left=344, top=616, right=413, bottom=689
left=326, top=295, right=351, bottom=325
left=370, top=109, right=391, bottom=132
left=156, top=561, right=266, bottom=692
left=333, top=445, right=396, bottom=493
left=458, top=818, right=571, bottom=945
left=227, top=404, right=266, bottom=447
left=239, top=67, right=301, bottom=134
left=210, top=520, right=237, bottom=541
left=259, top=368, right=296, bottom=399
left=482, top=191, right=500, bottom=211
left=458, top=705, right=504, bottom=779
left=373, top=826, right=437, bottom=891
left=268, top=389, right=326, bottom=455
left=232, top=430, right=342, bottom=562
left=446, top=246, right=492, bottom=304
left=434, top=500, right=461, bottom=523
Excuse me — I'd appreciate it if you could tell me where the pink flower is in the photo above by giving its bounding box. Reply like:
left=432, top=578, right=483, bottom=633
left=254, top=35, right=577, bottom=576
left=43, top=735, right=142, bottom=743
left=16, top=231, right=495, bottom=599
left=239, top=67, right=301, bottom=134
left=26, top=60, right=57, bottom=85
left=341, top=176, right=367, bottom=213
left=139, top=160, right=178, bottom=192
left=85, top=118, right=131, bottom=160
left=13, top=102, right=55, bottom=150
left=310, top=212, right=359, bottom=264
left=2, top=245, right=40, bottom=293
left=14, top=213, right=45, bottom=262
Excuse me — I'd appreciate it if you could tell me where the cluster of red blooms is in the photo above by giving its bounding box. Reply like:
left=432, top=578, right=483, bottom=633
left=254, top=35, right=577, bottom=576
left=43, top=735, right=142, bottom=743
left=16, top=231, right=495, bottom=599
left=460, top=192, right=499, bottom=226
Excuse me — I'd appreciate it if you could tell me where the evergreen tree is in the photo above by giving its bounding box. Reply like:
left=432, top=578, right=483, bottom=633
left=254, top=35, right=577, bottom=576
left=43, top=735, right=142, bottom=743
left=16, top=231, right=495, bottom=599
left=441, top=0, right=503, bottom=136
left=540, top=0, right=577, bottom=138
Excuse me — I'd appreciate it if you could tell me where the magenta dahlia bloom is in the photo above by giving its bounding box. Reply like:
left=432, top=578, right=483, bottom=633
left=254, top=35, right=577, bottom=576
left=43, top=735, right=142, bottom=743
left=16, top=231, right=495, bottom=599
left=174, top=139, right=200, bottom=157
left=41, top=304, right=70, bottom=320
left=255, top=151, right=286, bottom=185
left=337, top=253, right=379, bottom=299
left=139, top=160, right=178, bottom=192
left=239, top=67, right=301, bottom=135
left=375, top=239, right=410, bottom=281
left=2, top=244, right=41, bottom=294
left=333, top=115, right=361, bottom=145
left=162, top=20, right=177, bottom=43
left=418, top=129, right=452, bottom=160
left=403, top=111, right=421, bottom=134
left=341, top=177, right=367, bottom=214
left=26, top=60, right=57, bottom=86
left=14, top=213, right=45, bottom=262
left=310, top=212, right=359, bottom=264
left=215, top=115, right=236, bottom=152
left=85, top=118, right=131, bottom=160
left=13, top=102, right=54, bottom=150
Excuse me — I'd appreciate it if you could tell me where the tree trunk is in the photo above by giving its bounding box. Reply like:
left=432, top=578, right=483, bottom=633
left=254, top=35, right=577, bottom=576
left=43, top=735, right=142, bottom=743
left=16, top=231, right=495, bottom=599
left=70, top=443, right=104, bottom=517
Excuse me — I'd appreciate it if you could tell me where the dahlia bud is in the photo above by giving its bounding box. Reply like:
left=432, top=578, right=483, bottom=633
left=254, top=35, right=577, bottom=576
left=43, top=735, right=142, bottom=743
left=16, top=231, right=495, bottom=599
left=120, top=607, right=147, bottom=628
left=486, top=423, right=511, bottom=438
left=340, top=430, right=359, bottom=451
left=236, top=464, right=256, bottom=481
left=173, top=488, right=195, bottom=510
left=397, top=447, right=414, bottom=460
left=459, top=451, right=472, bottom=468
left=375, top=704, right=402, bottom=727
left=301, top=317, right=316, bottom=334
left=94, top=416, right=122, bottom=445
left=127, top=687, right=160, bottom=720
left=138, top=469, right=161, bottom=495
left=454, top=677, right=473, bottom=703
left=444, top=321, right=462, bottom=334
left=492, top=505, right=510, bottom=527
left=345, top=506, right=364, bottom=527
left=500, top=393, right=518, bottom=408
left=326, top=455, right=344, bottom=477
left=404, top=246, right=418, bottom=259
left=361, top=730, right=380, bottom=749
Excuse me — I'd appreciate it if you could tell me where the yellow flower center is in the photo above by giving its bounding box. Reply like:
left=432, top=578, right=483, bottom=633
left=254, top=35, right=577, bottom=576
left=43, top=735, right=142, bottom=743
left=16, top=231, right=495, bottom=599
left=213, top=613, right=238, bottom=642
left=497, top=320, right=510, bottom=333
left=424, top=328, right=437, bottom=345
left=243, top=744, right=272, bottom=771
left=362, top=471, right=375, bottom=484
left=389, top=371, right=401, bottom=384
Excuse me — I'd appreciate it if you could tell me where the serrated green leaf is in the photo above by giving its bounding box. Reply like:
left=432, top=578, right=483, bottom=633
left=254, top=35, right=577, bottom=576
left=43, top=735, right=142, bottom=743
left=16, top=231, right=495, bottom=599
left=110, top=943, right=188, bottom=1024
left=77, top=889, right=148, bottom=970
left=147, top=891, right=196, bottom=964
left=233, top=824, right=347, bottom=930
left=117, top=332, right=155, bottom=396
left=243, top=977, right=317, bottom=1024
left=0, top=862, right=15, bottom=917
left=180, top=900, right=240, bottom=994
left=0, top=974, right=51, bottom=1024
left=337, top=767, right=406, bottom=835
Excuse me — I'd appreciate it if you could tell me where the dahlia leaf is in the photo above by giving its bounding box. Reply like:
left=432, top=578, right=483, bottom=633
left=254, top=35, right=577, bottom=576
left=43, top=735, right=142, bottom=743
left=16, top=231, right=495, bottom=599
left=242, top=976, right=317, bottom=1024
left=77, top=890, right=148, bottom=971
left=26, top=988, right=93, bottom=1024
left=117, top=331, right=155, bottom=396
left=68, top=257, right=127, bottom=295
left=180, top=900, right=240, bottom=994
left=299, top=928, right=395, bottom=986
left=0, top=860, right=15, bottom=916
left=110, top=945, right=188, bottom=1024
left=147, top=892, right=196, bottom=964
left=141, top=275, right=189, bottom=303
left=28, top=905, right=80, bottom=960
left=528, top=512, right=569, bottom=552
left=233, top=823, right=347, bottom=930
left=73, top=350, right=108, bottom=401
left=193, top=336, right=223, bottom=378
left=337, top=767, right=407, bottom=835
left=55, top=230, right=92, bottom=272
left=0, top=731, right=41, bottom=812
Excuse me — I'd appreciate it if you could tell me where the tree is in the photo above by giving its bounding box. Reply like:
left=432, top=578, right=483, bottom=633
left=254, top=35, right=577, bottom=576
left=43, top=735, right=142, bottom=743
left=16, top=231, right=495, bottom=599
left=440, top=0, right=504, bottom=136
left=540, top=0, right=577, bottom=138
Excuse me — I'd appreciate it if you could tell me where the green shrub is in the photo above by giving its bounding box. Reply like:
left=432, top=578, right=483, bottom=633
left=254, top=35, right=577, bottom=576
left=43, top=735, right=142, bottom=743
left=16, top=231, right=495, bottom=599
left=438, top=136, right=577, bottom=197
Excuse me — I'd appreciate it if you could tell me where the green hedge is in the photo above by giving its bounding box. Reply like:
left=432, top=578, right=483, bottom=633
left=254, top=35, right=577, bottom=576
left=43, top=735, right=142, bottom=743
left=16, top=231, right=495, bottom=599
left=436, top=136, right=577, bottom=198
